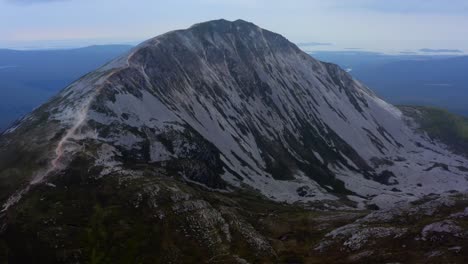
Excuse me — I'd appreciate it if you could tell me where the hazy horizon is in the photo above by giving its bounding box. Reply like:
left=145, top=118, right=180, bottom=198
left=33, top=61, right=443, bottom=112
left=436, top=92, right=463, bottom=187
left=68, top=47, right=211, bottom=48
left=1, top=0, right=468, bottom=55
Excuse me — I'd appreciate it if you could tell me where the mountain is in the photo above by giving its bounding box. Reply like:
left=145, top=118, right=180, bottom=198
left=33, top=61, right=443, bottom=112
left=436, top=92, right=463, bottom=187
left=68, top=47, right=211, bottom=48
left=1, top=20, right=468, bottom=263
left=312, top=51, right=468, bottom=116
left=0, top=45, right=133, bottom=131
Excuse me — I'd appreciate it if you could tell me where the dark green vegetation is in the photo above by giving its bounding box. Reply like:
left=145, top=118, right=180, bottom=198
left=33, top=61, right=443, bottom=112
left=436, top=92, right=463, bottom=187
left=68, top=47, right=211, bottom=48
left=1, top=152, right=467, bottom=263
left=400, top=106, right=468, bottom=157
left=0, top=153, right=327, bottom=263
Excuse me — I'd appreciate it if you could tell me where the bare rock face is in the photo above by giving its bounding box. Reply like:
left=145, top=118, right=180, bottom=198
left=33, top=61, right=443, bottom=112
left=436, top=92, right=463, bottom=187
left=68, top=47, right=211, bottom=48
left=0, top=19, right=468, bottom=263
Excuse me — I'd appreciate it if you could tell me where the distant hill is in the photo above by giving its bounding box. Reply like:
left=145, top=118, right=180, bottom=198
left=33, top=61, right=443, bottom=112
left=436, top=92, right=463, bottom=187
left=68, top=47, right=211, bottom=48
left=0, top=45, right=133, bottom=130
left=312, top=51, right=468, bottom=116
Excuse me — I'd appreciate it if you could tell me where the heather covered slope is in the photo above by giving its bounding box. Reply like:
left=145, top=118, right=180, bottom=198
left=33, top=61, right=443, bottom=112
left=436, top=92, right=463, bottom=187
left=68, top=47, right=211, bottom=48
left=2, top=173, right=468, bottom=263
left=0, top=19, right=468, bottom=263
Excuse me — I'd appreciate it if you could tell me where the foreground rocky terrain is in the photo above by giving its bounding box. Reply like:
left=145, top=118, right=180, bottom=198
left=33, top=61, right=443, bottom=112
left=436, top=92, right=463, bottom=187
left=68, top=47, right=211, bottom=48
left=2, top=172, right=467, bottom=263
left=0, top=20, right=467, bottom=263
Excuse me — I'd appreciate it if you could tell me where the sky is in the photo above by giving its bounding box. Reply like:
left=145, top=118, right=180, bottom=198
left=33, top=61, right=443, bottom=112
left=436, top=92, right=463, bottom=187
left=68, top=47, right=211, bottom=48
left=1, top=0, right=468, bottom=53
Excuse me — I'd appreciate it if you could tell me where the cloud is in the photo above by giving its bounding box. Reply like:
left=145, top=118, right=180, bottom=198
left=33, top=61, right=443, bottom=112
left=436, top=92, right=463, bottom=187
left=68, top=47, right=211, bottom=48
left=0, top=65, right=18, bottom=70
left=297, top=42, right=333, bottom=47
left=419, top=48, right=462, bottom=53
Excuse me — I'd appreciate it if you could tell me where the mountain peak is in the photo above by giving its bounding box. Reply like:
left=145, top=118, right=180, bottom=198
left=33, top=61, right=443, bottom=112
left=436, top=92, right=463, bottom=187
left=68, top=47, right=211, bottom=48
left=128, top=19, right=299, bottom=70
left=185, top=19, right=264, bottom=41
left=189, top=19, right=259, bottom=30
left=133, top=19, right=299, bottom=55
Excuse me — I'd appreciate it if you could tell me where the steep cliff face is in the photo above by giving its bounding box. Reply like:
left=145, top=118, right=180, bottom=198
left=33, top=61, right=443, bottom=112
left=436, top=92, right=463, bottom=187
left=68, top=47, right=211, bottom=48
left=1, top=19, right=468, bottom=263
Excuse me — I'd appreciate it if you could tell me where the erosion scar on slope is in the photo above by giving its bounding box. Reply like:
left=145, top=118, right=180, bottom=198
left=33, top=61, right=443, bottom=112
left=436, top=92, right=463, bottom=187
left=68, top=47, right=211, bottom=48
left=37, top=48, right=142, bottom=184
left=33, top=72, right=116, bottom=184
left=2, top=48, right=140, bottom=212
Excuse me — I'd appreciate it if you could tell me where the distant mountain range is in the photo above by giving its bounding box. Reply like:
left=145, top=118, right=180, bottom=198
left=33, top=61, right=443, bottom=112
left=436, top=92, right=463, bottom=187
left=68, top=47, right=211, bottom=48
left=312, top=51, right=468, bottom=116
left=0, top=45, right=133, bottom=130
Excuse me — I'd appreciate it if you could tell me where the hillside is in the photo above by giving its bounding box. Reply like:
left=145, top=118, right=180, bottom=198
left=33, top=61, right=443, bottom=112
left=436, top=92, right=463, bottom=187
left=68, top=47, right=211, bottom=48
left=0, top=20, right=467, bottom=263
left=400, top=105, right=468, bottom=158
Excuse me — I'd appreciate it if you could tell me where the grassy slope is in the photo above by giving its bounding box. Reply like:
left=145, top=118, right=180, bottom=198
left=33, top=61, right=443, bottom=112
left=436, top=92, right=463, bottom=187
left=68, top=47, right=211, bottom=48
left=399, top=105, right=468, bottom=157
